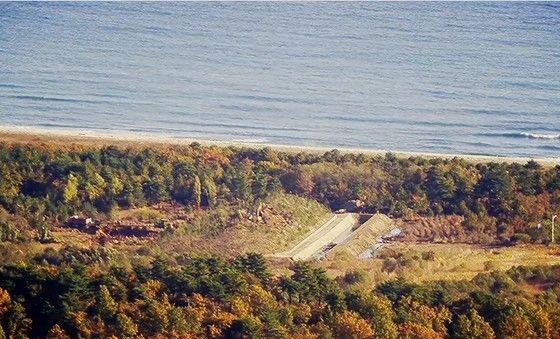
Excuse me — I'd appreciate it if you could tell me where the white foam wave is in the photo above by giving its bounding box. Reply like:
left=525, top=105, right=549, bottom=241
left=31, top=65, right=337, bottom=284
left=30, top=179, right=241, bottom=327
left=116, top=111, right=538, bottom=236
left=519, top=132, right=560, bottom=140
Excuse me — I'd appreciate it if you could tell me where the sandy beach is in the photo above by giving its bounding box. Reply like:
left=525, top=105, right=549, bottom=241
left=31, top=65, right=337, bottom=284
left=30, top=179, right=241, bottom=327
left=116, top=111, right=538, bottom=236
left=0, top=125, right=558, bottom=166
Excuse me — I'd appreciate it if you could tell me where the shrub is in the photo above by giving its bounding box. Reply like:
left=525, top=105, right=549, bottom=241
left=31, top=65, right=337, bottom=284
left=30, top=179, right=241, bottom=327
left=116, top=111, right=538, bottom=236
left=341, top=270, right=366, bottom=285
left=421, top=251, right=435, bottom=261
left=483, top=260, right=499, bottom=272
left=382, top=258, right=399, bottom=273
left=0, top=221, right=19, bottom=242
left=510, top=233, right=531, bottom=245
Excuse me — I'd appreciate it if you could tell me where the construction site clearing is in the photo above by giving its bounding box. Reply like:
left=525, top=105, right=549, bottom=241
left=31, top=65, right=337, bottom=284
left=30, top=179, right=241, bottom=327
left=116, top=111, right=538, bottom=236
left=62, top=215, right=168, bottom=242
left=274, top=212, right=400, bottom=261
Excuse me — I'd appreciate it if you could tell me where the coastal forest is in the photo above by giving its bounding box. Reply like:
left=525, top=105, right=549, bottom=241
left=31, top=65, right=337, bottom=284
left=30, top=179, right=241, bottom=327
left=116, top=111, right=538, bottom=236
left=1, top=140, right=558, bottom=244
left=1, top=138, right=560, bottom=338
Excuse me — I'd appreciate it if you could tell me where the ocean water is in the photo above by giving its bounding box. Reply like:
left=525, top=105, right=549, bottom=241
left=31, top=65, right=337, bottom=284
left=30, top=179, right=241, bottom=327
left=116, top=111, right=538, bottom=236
left=1, top=2, right=559, bottom=158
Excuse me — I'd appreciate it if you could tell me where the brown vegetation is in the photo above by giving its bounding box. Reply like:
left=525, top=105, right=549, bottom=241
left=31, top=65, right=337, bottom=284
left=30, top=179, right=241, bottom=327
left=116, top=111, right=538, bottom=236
left=398, top=215, right=467, bottom=243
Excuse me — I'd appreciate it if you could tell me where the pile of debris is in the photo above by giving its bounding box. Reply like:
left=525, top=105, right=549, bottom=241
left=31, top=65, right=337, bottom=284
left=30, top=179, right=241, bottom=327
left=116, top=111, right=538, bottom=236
left=107, top=224, right=161, bottom=239
left=66, top=216, right=100, bottom=234
left=64, top=216, right=166, bottom=240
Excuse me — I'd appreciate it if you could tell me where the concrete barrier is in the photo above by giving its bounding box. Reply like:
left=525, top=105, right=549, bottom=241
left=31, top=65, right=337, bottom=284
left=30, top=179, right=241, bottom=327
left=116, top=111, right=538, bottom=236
left=289, top=213, right=358, bottom=260
left=330, top=214, right=396, bottom=257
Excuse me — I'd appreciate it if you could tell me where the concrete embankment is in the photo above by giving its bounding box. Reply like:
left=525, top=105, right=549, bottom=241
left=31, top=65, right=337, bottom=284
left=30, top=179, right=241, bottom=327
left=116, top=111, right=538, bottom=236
left=330, top=214, right=397, bottom=257
left=277, top=213, right=359, bottom=260
left=274, top=212, right=400, bottom=261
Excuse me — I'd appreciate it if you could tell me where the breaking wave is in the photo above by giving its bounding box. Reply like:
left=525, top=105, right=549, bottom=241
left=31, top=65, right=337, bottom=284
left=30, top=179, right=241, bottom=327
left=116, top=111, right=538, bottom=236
left=515, top=132, right=560, bottom=140
left=493, top=132, right=560, bottom=140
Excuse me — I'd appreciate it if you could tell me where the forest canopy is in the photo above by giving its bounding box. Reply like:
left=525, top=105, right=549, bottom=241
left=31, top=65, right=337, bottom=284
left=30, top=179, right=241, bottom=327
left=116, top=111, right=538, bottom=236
left=0, top=140, right=559, bottom=338
left=0, top=141, right=558, bottom=244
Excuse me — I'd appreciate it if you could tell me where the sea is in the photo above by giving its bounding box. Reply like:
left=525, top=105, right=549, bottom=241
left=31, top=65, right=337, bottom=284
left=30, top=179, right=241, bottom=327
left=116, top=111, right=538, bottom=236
left=1, top=2, right=559, bottom=158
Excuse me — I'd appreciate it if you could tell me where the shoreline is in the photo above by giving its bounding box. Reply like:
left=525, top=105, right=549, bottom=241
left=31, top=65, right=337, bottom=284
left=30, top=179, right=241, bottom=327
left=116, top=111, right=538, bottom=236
left=0, top=125, right=558, bottom=166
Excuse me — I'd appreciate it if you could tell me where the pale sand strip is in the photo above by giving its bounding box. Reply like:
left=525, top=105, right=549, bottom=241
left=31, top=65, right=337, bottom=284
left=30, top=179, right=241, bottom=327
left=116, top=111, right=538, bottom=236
left=0, top=125, right=557, bottom=166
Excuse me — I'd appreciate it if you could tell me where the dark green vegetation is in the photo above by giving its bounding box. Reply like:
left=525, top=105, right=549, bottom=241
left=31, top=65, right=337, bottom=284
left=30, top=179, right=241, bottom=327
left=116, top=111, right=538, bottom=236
left=0, top=142, right=558, bottom=244
left=1, top=253, right=560, bottom=338
left=0, top=140, right=560, bottom=338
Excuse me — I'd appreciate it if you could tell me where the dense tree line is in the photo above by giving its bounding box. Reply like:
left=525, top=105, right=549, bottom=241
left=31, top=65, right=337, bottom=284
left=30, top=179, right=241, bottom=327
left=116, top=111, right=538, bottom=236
left=0, top=141, right=559, bottom=337
left=0, top=142, right=559, bottom=244
left=1, top=250, right=560, bottom=338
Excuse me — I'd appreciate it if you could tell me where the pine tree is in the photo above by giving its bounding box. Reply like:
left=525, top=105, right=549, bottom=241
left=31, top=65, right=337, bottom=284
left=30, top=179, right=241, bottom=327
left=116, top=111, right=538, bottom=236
left=192, top=175, right=202, bottom=208
left=202, top=175, right=217, bottom=207
left=116, top=313, right=138, bottom=339
left=63, top=173, right=79, bottom=204
left=5, top=301, right=31, bottom=339
left=98, top=285, right=118, bottom=321
left=228, top=161, right=253, bottom=202
left=85, top=172, right=106, bottom=201
left=475, top=164, right=514, bottom=217
left=425, top=166, right=456, bottom=214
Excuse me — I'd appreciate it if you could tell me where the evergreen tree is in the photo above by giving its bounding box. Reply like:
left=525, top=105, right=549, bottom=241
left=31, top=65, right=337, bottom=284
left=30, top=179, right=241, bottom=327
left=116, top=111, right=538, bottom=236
left=201, top=175, right=217, bottom=207
left=228, top=161, right=253, bottom=202
left=475, top=163, right=514, bottom=217
left=450, top=309, right=495, bottom=339
left=192, top=175, right=202, bottom=208
left=98, top=285, right=118, bottom=321
left=62, top=174, right=79, bottom=204
left=116, top=313, right=138, bottom=339
left=425, top=166, right=456, bottom=214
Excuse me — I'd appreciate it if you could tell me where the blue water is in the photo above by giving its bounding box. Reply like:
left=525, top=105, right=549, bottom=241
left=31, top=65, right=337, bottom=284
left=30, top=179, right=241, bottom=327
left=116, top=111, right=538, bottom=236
left=1, top=2, right=559, bottom=158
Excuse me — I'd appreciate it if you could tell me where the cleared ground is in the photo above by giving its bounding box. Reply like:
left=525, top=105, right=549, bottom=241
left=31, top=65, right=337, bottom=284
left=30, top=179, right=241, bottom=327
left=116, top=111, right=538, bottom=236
left=321, top=242, right=560, bottom=287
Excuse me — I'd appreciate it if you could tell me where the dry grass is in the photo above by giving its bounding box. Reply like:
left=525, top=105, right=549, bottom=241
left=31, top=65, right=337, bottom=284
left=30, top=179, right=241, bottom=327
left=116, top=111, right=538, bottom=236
left=196, top=193, right=332, bottom=256
left=155, top=193, right=332, bottom=257
left=320, top=242, right=560, bottom=287
left=399, top=216, right=465, bottom=242
left=113, top=207, right=165, bottom=222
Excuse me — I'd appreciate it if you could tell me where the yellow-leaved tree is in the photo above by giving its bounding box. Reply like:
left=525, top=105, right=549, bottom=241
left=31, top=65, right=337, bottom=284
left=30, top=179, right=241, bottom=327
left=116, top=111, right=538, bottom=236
left=332, top=310, right=374, bottom=339
left=63, top=173, right=79, bottom=203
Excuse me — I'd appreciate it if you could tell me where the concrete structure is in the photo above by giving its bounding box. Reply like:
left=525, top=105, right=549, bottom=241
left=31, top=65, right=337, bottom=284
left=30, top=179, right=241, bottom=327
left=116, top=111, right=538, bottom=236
left=331, top=214, right=397, bottom=257
left=274, top=212, right=401, bottom=261
left=277, top=213, right=360, bottom=260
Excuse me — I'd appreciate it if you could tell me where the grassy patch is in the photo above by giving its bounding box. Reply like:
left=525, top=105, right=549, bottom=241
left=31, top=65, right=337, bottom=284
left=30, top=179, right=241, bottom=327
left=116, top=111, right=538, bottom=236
left=320, top=243, right=560, bottom=286
left=113, top=207, right=165, bottom=222
left=155, top=192, right=331, bottom=257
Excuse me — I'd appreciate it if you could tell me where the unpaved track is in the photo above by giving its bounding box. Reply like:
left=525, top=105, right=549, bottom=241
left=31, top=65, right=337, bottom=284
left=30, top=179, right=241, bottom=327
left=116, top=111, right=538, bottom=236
left=277, top=213, right=358, bottom=260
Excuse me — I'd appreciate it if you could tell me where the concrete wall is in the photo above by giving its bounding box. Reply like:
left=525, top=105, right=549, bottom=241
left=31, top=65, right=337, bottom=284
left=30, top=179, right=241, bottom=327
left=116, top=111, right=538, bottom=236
left=330, top=214, right=395, bottom=257
left=290, top=213, right=358, bottom=260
